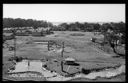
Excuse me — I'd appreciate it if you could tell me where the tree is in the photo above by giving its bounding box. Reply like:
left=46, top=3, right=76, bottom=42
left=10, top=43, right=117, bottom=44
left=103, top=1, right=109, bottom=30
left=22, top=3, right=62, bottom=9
left=58, top=23, right=68, bottom=31
left=101, top=22, right=125, bottom=55
left=105, top=32, right=119, bottom=53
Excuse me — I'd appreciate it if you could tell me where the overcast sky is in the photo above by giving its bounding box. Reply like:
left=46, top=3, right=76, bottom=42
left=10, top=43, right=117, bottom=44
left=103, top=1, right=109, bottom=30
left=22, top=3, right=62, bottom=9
left=3, top=4, right=125, bottom=23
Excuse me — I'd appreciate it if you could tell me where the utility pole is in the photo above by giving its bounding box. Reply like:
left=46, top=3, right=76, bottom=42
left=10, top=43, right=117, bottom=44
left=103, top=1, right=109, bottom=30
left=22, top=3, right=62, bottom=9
left=60, top=42, right=70, bottom=74
left=61, top=42, right=64, bottom=72
left=13, top=30, right=16, bottom=57
left=61, top=42, right=64, bottom=57
left=14, top=35, right=16, bottom=57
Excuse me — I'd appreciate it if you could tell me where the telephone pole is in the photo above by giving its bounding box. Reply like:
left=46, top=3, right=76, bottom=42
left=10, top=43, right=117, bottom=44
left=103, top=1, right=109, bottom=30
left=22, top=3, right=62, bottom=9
left=14, top=35, right=16, bottom=57
left=13, top=30, right=16, bottom=57
left=61, top=42, right=64, bottom=72
left=61, top=42, right=64, bottom=57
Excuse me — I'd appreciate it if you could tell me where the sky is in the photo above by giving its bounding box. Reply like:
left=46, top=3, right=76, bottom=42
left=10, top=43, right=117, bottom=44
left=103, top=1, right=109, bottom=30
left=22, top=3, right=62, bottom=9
left=3, top=4, right=125, bottom=23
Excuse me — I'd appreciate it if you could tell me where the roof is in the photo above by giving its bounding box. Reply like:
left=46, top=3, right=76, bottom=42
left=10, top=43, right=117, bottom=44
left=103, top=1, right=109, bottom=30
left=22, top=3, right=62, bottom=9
left=64, top=58, right=75, bottom=61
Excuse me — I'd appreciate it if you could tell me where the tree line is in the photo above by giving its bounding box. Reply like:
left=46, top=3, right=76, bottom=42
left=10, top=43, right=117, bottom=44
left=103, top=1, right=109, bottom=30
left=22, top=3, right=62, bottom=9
left=3, top=18, right=125, bottom=35
left=52, top=22, right=125, bottom=33
left=51, top=22, right=101, bottom=31
left=3, top=18, right=53, bottom=29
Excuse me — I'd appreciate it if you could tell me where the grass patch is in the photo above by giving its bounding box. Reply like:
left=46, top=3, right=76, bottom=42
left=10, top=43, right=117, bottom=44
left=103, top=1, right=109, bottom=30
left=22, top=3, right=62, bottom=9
left=70, top=33, right=85, bottom=36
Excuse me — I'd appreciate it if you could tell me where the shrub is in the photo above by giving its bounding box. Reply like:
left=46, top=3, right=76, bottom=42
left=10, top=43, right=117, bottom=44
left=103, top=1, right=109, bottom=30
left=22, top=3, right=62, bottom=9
left=8, top=56, right=23, bottom=62
left=91, top=38, right=96, bottom=42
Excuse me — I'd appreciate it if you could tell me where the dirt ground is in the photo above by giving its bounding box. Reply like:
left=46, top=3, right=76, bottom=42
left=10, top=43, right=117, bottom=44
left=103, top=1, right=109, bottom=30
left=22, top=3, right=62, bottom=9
left=3, top=31, right=125, bottom=81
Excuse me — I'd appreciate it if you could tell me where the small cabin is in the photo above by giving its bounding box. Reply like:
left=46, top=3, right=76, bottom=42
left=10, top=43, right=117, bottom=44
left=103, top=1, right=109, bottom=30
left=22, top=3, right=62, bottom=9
left=64, top=58, right=80, bottom=66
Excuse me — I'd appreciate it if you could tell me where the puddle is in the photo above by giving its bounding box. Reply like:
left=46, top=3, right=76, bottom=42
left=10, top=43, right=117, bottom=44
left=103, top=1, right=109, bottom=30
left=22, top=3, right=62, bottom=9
left=8, top=60, right=125, bottom=81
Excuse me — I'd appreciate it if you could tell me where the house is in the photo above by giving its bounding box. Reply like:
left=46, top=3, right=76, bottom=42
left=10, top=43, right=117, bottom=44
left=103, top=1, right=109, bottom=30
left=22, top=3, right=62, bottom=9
left=36, top=27, right=43, bottom=32
left=29, top=28, right=35, bottom=32
left=62, top=58, right=81, bottom=75
left=16, top=30, right=21, bottom=33
left=42, top=27, right=51, bottom=31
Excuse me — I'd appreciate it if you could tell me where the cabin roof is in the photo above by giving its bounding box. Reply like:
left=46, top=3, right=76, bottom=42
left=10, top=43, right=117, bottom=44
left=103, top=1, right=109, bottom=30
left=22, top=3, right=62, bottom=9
left=64, top=58, right=75, bottom=61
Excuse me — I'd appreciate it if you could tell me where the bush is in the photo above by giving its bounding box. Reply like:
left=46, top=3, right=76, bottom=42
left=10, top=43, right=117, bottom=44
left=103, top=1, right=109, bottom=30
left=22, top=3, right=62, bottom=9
left=91, top=38, right=96, bottom=42
left=8, top=56, right=23, bottom=62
